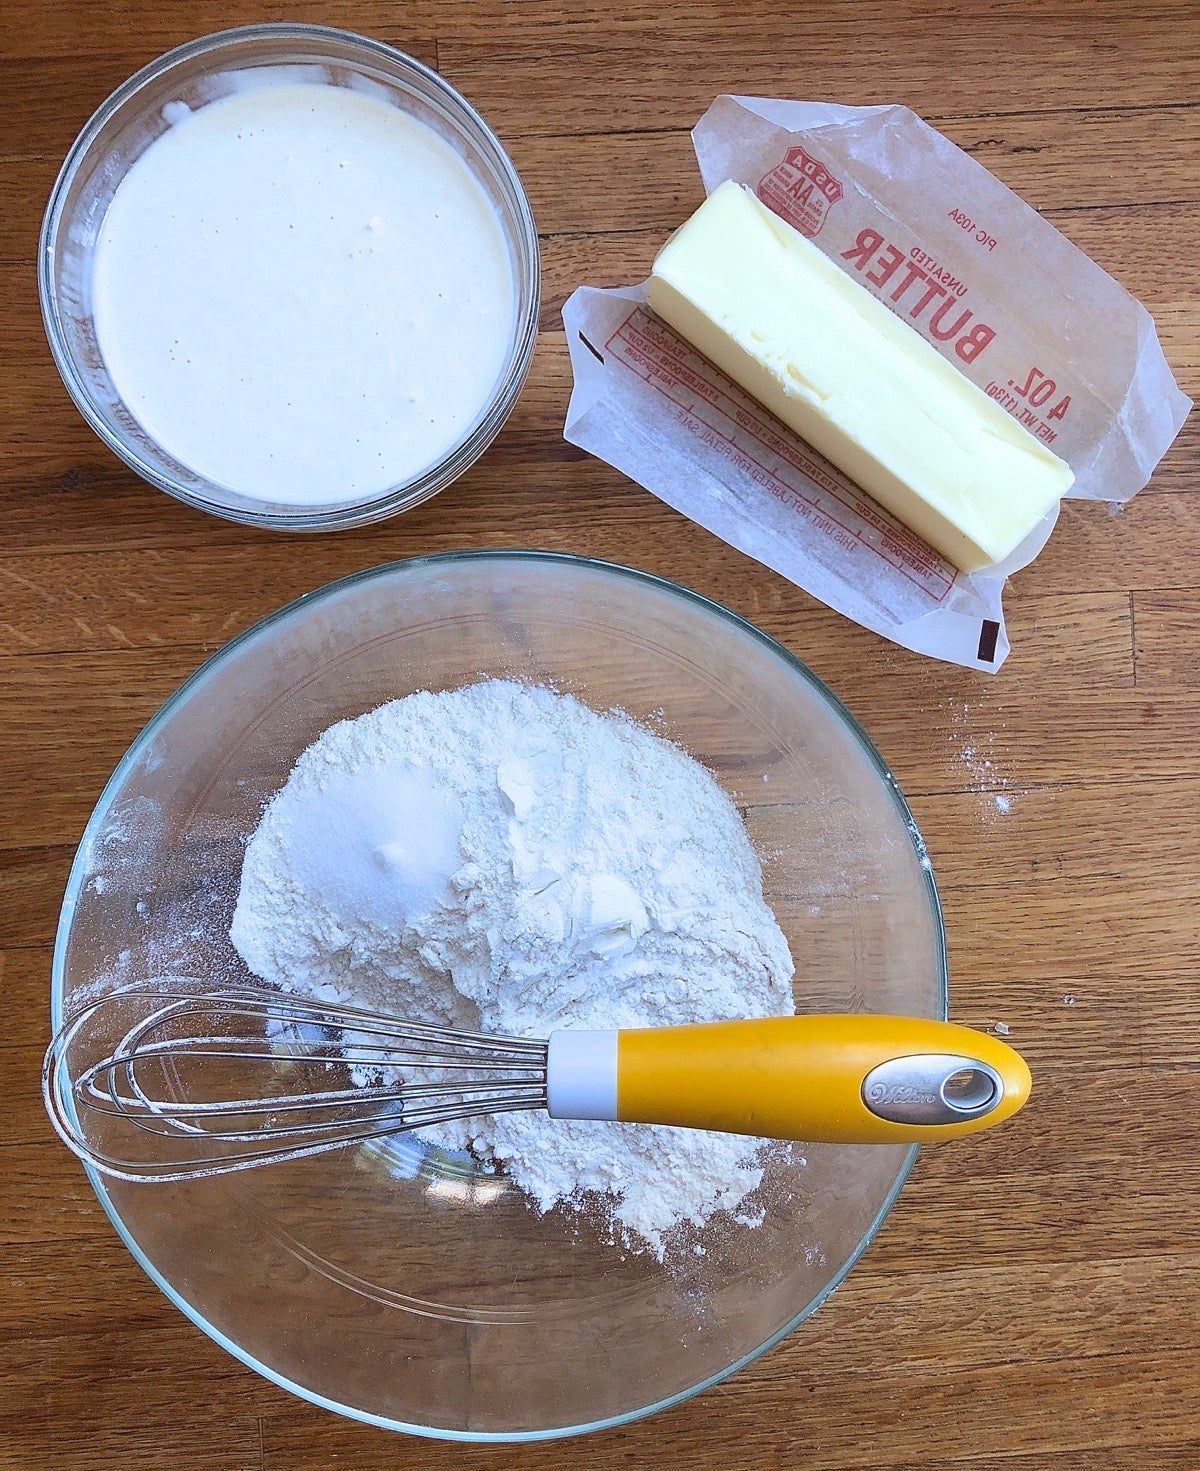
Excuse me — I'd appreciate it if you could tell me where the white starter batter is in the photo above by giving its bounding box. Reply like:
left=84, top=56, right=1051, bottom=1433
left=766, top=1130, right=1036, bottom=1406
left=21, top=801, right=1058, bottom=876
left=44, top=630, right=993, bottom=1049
left=92, top=82, right=515, bottom=505
left=231, top=681, right=795, bottom=1257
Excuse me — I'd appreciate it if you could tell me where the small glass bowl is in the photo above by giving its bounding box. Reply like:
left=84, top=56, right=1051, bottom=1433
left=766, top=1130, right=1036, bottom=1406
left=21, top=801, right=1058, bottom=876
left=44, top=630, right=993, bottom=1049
left=38, top=25, right=541, bottom=531
left=53, top=551, right=946, bottom=1440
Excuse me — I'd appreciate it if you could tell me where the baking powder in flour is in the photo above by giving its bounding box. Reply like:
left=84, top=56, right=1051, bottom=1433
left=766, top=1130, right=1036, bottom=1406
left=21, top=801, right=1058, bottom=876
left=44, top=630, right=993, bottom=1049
left=230, top=679, right=795, bottom=1256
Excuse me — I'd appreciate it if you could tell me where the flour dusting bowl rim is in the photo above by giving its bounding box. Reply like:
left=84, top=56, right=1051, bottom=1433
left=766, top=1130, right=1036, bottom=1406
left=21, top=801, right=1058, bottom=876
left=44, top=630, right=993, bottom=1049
left=39, top=25, right=541, bottom=530
left=51, top=551, right=948, bottom=1441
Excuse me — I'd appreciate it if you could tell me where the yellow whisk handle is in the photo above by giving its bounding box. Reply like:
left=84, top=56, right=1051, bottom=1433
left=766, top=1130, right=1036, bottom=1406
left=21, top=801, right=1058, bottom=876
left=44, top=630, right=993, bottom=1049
left=615, top=1015, right=1031, bottom=1143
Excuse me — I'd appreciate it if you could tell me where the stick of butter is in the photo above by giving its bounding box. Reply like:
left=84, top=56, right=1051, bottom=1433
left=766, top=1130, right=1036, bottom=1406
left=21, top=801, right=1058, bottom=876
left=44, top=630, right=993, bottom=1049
left=647, top=181, right=1074, bottom=572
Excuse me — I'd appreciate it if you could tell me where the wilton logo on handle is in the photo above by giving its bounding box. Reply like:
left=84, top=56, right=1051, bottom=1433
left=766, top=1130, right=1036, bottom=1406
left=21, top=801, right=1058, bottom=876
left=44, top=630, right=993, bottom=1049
left=757, top=145, right=843, bottom=237
left=867, top=1082, right=939, bottom=1108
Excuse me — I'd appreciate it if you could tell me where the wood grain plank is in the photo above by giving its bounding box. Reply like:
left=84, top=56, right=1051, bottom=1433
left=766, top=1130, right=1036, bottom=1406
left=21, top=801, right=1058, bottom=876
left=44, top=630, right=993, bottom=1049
left=940, top=867, right=1200, bottom=979
left=4, top=581, right=1197, bottom=855
left=0, top=949, right=54, bottom=1046
left=0, top=587, right=1144, bottom=853
left=0, top=1143, right=111, bottom=1246
left=12, top=141, right=1200, bottom=351
left=440, top=9, right=1200, bottom=133
left=523, top=107, right=1200, bottom=239
left=1134, top=590, right=1200, bottom=691
left=2, top=1207, right=1193, bottom=1379
left=829, top=1451, right=1200, bottom=1471
left=258, top=1343, right=1200, bottom=1466
left=0, top=1235, right=187, bottom=1341
left=0, top=155, right=57, bottom=262
left=945, top=970, right=1200, bottom=1069
left=746, top=773, right=1187, bottom=899
left=0, top=531, right=1137, bottom=663
left=804, top=679, right=1200, bottom=803
left=0, top=2, right=440, bottom=62
left=879, top=1166, right=1200, bottom=1277
left=0, top=1338, right=269, bottom=1471
left=0, top=36, right=440, bottom=164
left=738, top=1253, right=1200, bottom=1383
left=0, top=848, right=74, bottom=948
left=13, top=101, right=1199, bottom=262
left=3, top=414, right=1196, bottom=591
left=258, top=1443, right=1200, bottom=1471
left=905, top=777, right=1198, bottom=890
left=912, top=1065, right=1200, bottom=1194
left=0, top=649, right=205, bottom=853
left=0, top=1046, right=52, bottom=1145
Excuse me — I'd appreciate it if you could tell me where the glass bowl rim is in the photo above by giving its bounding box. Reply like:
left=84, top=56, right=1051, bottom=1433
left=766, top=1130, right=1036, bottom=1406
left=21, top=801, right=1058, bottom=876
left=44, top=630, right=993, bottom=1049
left=51, top=548, right=948, bottom=1441
left=37, top=22, right=542, bottom=532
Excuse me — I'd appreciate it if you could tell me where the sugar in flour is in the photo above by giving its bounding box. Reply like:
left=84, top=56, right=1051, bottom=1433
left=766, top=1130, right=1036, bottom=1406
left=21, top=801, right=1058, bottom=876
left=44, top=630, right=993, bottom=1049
left=231, top=679, right=794, bottom=1256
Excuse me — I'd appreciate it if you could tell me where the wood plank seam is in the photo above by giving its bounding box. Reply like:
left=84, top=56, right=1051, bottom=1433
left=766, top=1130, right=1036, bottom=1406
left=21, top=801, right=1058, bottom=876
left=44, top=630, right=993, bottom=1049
left=1130, top=589, right=1140, bottom=687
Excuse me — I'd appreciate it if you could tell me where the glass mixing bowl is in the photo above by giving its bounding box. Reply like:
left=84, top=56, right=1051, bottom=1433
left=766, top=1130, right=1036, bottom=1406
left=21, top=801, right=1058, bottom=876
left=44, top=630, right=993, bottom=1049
left=39, top=25, right=540, bottom=530
left=52, top=552, right=946, bottom=1439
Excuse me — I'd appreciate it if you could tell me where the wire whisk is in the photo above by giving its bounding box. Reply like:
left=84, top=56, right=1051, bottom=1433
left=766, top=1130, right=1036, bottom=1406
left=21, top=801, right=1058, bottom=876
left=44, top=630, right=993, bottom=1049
left=44, top=979, right=1034, bottom=1184
left=44, top=980, right=550, bottom=1182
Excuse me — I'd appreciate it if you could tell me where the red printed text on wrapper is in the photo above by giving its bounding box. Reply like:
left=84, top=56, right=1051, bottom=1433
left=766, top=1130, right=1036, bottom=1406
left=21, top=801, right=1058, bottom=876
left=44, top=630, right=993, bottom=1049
left=757, top=146, right=842, bottom=237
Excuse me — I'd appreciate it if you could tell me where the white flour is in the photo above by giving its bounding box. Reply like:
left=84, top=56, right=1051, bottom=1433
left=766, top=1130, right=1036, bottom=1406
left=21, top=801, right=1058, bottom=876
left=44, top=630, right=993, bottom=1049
left=231, top=680, right=794, bottom=1256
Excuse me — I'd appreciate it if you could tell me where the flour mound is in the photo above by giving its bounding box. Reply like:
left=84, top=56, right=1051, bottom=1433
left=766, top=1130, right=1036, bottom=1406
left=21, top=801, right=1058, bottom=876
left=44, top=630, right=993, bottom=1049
left=231, top=679, right=794, bottom=1256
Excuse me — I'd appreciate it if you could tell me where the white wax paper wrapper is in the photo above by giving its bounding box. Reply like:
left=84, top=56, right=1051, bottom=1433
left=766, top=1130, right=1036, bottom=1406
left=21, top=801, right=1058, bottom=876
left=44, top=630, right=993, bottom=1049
left=563, top=97, right=1191, bottom=670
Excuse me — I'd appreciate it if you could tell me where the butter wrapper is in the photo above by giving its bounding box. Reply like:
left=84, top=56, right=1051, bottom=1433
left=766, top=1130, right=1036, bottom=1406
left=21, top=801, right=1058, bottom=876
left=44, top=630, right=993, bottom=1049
left=563, top=96, right=1191, bottom=670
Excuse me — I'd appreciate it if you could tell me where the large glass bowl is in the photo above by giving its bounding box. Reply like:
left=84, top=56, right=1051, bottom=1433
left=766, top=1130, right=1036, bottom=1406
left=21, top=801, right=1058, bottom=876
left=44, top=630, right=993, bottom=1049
left=39, top=25, right=540, bottom=530
left=52, top=551, right=946, bottom=1439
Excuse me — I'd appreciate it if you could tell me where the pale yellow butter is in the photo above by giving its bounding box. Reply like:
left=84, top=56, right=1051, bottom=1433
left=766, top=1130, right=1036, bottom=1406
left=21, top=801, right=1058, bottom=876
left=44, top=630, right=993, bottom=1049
left=647, top=181, right=1074, bottom=572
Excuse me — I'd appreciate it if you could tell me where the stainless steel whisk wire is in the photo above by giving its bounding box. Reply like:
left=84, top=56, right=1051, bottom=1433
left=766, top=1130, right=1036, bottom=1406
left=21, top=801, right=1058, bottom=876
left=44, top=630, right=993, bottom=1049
left=44, top=982, right=552, bottom=1182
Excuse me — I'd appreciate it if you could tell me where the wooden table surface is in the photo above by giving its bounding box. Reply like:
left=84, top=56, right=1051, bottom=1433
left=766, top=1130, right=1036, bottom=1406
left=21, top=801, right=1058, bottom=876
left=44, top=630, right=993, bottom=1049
left=3, top=1, right=1198, bottom=1466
